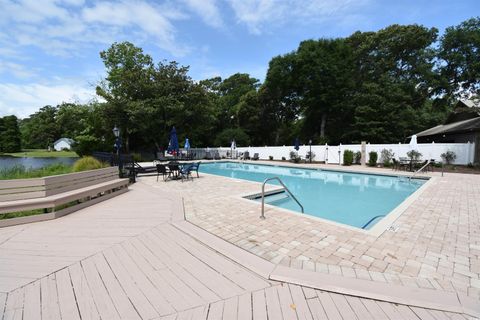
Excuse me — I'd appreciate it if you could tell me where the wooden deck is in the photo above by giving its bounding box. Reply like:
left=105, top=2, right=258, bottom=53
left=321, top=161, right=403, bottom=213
left=0, top=182, right=474, bottom=319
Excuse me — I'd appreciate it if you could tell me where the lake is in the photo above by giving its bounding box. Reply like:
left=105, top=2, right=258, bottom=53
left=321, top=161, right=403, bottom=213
left=0, top=156, right=79, bottom=169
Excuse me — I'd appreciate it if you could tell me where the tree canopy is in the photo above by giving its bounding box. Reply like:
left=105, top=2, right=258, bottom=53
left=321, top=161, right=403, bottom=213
left=9, top=17, right=480, bottom=154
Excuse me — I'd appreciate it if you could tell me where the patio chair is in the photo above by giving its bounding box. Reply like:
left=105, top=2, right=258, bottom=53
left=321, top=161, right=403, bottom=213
left=156, top=164, right=170, bottom=181
left=243, top=151, right=250, bottom=160
left=189, top=162, right=200, bottom=178
left=179, top=164, right=194, bottom=182
left=252, top=153, right=259, bottom=160
left=134, top=162, right=157, bottom=175
left=167, top=163, right=181, bottom=179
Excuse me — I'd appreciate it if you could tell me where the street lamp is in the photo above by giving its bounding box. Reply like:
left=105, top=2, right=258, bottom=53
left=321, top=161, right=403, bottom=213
left=309, top=139, right=312, bottom=163
left=112, top=125, right=121, bottom=156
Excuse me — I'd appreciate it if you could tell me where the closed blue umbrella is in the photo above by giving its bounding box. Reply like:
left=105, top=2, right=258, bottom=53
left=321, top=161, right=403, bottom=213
left=294, top=137, right=300, bottom=151
left=167, top=127, right=179, bottom=155
left=184, top=138, right=190, bottom=150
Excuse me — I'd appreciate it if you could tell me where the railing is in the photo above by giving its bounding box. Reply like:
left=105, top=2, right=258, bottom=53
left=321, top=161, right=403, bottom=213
left=260, top=177, right=304, bottom=219
left=409, top=160, right=431, bottom=181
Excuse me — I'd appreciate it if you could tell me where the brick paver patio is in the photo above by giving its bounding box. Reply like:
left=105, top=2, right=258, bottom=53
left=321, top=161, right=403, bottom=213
left=142, top=161, right=480, bottom=302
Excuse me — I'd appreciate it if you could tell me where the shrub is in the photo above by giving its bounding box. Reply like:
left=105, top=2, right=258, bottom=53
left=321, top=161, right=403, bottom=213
left=441, top=151, right=457, bottom=164
left=380, top=149, right=395, bottom=166
left=306, top=151, right=315, bottom=162
left=72, top=156, right=105, bottom=172
left=289, top=151, right=301, bottom=163
left=343, top=150, right=354, bottom=166
left=368, top=151, right=378, bottom=166
left=354, top=151, right=362, bottom=164
left=407, top=150, right=422, bottom=161
left=269, top=155, right=273, bottom=160
left=131, top=153, right=142, bottom=162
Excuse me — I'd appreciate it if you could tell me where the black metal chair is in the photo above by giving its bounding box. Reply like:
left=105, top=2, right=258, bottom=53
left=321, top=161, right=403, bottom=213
left=252, top=153, right=259, bottom=160
left=156, top=164, right=170, bottom=181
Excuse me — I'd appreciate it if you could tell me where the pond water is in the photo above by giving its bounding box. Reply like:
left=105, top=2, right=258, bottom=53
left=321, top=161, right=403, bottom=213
left=0, top=156, right=79, bottom=169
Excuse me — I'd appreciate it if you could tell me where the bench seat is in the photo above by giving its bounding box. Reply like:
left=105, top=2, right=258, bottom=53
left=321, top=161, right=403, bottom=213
left=0, top=178, right=128, bottom=214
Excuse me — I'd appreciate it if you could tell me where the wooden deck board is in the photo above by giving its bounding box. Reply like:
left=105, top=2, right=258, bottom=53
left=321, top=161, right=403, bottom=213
left=237, top=292, right=253, bottom=320
left=3, top=288, right=23, bottom=320
left=91, top=254, right=140, bottom=319
left=40, top=274, right=62, bottom=320
left=307, top=298, right=328, bottom=320
left=289, top=284, right=314, bottom=320
left=68, top=262, right=101, bottom=320
left=54, top=268, right=81, bottom=320
left=264, top=286, right=283, bottom=320
left=80, top=258, right=119, bottom=319
left=139, top=232, right=220, bottom=303
left=102, top=248, right=159, bottom=320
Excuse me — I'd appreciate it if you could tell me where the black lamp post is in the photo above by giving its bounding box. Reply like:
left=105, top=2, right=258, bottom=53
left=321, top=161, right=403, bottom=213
left=309, top=139, right=312, bottom=163
left=113, top=126, right=121, bottom=156
left=112, top=125, right=124, bottom=178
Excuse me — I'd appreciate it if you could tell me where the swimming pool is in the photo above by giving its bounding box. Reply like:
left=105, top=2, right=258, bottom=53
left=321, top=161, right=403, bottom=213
left=199, top=162, right=426, bottom=229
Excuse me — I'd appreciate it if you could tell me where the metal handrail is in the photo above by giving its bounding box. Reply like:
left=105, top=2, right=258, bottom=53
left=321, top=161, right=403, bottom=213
left=409, top=159, right=431, bottom=181
left=260, top=177, right=304, bottom=219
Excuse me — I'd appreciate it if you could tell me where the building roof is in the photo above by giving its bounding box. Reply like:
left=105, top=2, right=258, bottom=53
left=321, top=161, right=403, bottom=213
left=458, top=99, right=480, bottom=109
left=53, top=138, right=74, bottom=145
left=416, top=116, right=480, bottom=137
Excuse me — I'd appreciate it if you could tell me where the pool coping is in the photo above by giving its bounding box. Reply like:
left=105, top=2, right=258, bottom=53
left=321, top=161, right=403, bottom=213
left=199, top=161, right=434, bottom=237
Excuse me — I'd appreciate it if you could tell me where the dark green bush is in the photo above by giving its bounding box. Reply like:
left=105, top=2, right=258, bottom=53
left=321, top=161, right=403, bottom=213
left=343, top=150, right=354, bottom=166
left=368, top=151, right=378, bottom=166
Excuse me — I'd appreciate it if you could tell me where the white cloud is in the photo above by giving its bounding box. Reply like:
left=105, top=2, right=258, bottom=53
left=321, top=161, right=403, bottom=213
left=0, top=0, right=190, bottom=57
left=0, top=61, right=37, bottom=80
left=182, top=0, right=224, bottom=28
left=227, top=0, right=371, bottom=34
left=0, top=82, right=97, bottom=118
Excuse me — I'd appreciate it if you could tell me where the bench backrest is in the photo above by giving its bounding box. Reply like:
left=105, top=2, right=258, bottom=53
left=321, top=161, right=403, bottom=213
left=0, top=167, right=119, bottom=202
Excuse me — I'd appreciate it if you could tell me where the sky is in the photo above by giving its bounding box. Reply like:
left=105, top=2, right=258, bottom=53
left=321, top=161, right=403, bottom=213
left=0, top=0, right=478, bottom=119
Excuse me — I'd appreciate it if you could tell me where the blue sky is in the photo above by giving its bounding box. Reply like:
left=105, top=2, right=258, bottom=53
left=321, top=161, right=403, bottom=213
left=0, top=0, right=478, bottom=118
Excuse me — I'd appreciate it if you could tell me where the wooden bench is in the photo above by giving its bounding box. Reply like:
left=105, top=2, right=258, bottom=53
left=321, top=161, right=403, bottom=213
left=0, top=167, right=129, bottom=227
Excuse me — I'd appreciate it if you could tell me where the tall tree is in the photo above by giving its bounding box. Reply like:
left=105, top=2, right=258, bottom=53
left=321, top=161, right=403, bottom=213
left=96, top=41, right=155, bottom=152
left=0, top=115, right=21, bottom=152
left=20, top=106, right=59, bottom=149
left=439, top=17, right=480, bottom=99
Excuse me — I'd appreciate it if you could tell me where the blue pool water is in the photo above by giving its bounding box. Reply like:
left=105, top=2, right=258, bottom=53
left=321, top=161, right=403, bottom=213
left=199, top=162, right=425, bottom=229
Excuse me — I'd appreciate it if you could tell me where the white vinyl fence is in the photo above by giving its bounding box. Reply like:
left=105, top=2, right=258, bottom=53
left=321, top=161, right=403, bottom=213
left=190, top=142, right=475, bottom=165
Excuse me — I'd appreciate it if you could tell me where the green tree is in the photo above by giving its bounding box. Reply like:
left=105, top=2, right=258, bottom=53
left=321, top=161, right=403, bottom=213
left=0, top=115, right=22, bottom=152
left=439, top=17, right=480, bottom=99
left=96, top=41, right=155, bottom=152
left=20, top=105, right=59, bottom=148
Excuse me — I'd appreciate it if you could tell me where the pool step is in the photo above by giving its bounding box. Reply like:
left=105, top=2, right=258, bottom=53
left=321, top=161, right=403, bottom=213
left=263, top=192, right=291, bottom=205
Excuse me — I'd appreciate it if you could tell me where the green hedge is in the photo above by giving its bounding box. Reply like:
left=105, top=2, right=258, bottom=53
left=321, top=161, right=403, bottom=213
left=343, top=150, right=354, bottom=166
left=368, top=151, right=378, bottom=166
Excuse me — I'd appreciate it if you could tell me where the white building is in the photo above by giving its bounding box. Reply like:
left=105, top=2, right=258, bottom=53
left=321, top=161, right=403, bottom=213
left=53, top=138, right=74, bottom=151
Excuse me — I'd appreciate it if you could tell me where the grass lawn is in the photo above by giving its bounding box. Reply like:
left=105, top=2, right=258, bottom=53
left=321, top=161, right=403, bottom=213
left=3, top=149, right=78, bottom=157
left=0, top=163, right=73, bottom=180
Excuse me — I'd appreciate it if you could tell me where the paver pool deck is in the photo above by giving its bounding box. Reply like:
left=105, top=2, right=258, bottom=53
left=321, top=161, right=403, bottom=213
left=0, top=161, right=479, bottom=319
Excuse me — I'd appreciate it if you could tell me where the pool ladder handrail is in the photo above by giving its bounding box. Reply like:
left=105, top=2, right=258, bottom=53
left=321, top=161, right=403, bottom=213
left=409, top=159, right=431, bottom=181
left=260, top=177, right=304, bottom=219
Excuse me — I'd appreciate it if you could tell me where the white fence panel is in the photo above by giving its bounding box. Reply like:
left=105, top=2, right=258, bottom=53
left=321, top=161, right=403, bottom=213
left=209, top=142, right=475, bottom=165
